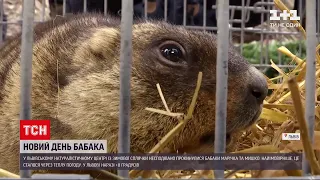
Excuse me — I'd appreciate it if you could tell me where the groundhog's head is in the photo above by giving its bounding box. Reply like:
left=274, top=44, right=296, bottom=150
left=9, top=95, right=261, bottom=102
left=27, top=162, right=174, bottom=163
left=70, top=17, right=268, bottom=153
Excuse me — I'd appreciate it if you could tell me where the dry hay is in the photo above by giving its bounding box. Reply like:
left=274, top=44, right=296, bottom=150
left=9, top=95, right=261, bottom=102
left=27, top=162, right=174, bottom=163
left=1, top=0, right=320, bottom=179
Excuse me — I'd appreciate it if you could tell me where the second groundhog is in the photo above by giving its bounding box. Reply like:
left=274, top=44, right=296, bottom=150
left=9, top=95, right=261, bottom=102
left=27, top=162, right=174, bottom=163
left=0, top=13, right=268, bottom=177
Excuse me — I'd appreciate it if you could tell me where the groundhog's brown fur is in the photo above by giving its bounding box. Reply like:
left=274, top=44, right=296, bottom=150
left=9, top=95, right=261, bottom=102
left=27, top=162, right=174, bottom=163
left=0, top=13, right=267, bottom=178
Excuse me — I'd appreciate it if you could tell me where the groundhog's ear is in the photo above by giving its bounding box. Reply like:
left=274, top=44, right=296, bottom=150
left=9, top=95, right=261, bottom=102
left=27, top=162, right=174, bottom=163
left=83, top=28, right=120, bottom=56
left=72, top=28, right=120, bottom=63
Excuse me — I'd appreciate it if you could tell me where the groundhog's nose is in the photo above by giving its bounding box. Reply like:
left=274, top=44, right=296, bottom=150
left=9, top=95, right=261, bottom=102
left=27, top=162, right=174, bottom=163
left=248, top=66, right=268, bottom=104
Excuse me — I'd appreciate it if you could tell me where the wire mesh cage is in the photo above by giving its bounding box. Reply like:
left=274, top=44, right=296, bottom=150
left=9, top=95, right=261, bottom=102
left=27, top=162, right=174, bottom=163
left=0, top=0, right=318, bottom=76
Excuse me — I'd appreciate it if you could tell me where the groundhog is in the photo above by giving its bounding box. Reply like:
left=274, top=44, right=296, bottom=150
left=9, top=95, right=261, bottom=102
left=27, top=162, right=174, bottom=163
left=0, top=13, right=268, bottom=178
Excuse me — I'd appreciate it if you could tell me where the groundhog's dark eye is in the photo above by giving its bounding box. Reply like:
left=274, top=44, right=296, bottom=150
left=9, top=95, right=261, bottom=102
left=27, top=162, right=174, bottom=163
left=158, top=41, right=186, bottom=66
left=161, top=45, right=183, bottom=62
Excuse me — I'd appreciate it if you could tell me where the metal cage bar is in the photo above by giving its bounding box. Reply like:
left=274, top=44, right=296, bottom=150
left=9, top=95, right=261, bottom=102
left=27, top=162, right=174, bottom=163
left=214, top=0, right=229, bottom=178
left=302, top=0, right=317, bottom=175
left=117, top=0, right=133, bottom=178
left=19, top=0, right=35, bottom=178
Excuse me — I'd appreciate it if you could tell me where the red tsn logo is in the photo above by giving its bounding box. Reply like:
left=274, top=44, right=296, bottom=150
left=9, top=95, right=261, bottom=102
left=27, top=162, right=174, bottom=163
left=20, top=120, right=50, bottom=140
left=284, top=133, right=287, bottom=137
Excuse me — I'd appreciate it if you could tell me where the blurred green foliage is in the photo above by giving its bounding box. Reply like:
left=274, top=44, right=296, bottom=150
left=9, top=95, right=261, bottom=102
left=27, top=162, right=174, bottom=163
left=239, top=40, right=306, bottom=78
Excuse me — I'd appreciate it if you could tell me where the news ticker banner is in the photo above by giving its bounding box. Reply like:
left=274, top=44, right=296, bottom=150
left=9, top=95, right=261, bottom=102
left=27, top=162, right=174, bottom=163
left=20, top=153, right=302, bottom=171
left=19, top=120, right=303, bottom=171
